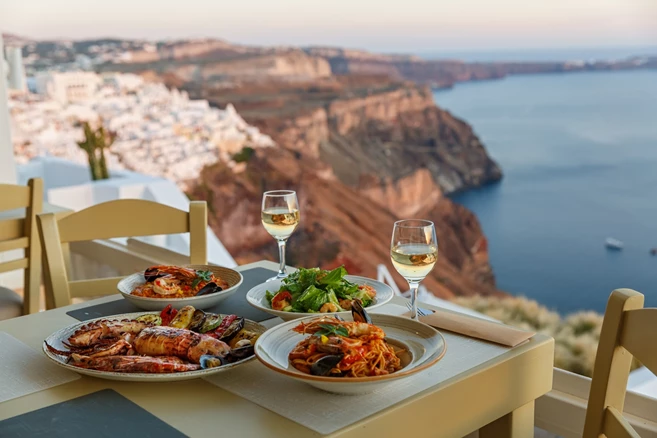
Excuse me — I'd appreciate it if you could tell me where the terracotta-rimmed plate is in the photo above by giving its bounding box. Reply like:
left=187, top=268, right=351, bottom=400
left=117, top=265, right=243, bottom=311
left=246, top=275, right=394, bottom=322
left=43, top=312, right=266, bottom=382
left=254, top=313, right=446, bottom=394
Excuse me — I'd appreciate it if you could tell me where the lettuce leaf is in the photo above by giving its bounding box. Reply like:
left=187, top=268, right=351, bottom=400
left=318, top=266, right=347, bottom=287
left=297, top=285, right=328, bottom=312
left=351, top=288, right=374, bottom=307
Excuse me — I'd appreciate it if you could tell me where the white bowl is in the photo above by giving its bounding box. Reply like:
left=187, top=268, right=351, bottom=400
left=254, top=313, right=446, bottom=395
left=117, top=265, right=243, bottom=311
left=43, top=312, right=266, bottom=382
left=246, top=275, right=394, bottom=321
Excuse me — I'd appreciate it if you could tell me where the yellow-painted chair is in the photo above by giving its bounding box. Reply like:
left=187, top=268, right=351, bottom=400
left=583, top=289, right=656, bottom=438
left=0, top=178, right=43, bottom=318
left=37, top=199, right=207, bottom=309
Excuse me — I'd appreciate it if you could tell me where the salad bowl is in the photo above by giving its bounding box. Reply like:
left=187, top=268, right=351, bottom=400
left=246, top=272, right=394, bottom=322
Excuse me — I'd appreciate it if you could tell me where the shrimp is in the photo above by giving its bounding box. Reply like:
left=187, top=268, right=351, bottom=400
left=292, top=317, right=385, bottom=340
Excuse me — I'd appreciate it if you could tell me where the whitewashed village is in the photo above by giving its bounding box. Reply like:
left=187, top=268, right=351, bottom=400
left=7, top=59, right=274, bottom=188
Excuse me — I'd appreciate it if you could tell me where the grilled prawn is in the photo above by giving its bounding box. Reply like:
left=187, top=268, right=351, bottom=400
left=70, top=354, right=201, bottom=373
left=133, top=326, right=231, bottom=363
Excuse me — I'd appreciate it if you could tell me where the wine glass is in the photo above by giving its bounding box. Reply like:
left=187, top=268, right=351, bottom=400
left=261, top=190, right=300, bottom=281
left=390, top=220, right=438, bottom=320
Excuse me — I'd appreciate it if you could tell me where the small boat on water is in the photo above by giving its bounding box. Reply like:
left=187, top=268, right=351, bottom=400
left=605, top=238, right=624, bottom=250
left=651, top=248, right=657, bottom=256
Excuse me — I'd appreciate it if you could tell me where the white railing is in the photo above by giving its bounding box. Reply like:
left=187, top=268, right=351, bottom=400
left=17, top=156, right=237, bottom=269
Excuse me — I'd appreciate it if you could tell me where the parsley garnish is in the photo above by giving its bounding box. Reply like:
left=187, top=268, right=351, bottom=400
left=192, top=270, right=213, bottom=289
left=313, top=324, right=349, bottom=338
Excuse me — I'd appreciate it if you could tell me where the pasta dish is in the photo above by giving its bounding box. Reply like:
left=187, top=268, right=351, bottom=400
left=288, top=315, right=402, bottom=378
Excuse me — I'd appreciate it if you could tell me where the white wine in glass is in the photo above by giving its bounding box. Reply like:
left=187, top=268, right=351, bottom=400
left=261, top=190, right=300, bottom=281
left=390, top=220, right=438, bottom=320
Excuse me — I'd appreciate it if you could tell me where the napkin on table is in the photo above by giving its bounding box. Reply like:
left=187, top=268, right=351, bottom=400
left=410, top=308, right=535, bottom=347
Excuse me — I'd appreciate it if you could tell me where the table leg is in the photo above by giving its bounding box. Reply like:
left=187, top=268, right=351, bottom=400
left=479, top=401, right=535, bottom=438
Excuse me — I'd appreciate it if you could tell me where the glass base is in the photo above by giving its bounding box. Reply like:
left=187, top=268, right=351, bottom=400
left=266, top=273, right=288, bottom=282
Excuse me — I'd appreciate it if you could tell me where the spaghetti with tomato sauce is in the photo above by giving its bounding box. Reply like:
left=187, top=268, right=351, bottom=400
left=288, top=317, right=402, bottom=377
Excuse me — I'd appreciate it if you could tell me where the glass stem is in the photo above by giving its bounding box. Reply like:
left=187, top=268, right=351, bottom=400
left=409, top=281, right=420, bottom=320
left=277, top=239, right=287, bottom=278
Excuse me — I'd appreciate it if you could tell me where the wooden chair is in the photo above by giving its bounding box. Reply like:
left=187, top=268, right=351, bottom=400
left=0, top=178, right=43, bottom=318
left=37, top=199, right=207, bottom=309
left=583, top=289, right=656, bottom=438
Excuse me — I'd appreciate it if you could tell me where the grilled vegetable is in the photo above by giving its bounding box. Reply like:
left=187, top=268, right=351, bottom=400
left=228, top=329, right=260, bottom=348
left=160, top=305, right=178, bottom=326
left=220, top=317, right=244, bottom=341
left=206, top=315, right=240, bottom=340
left=199, top=314, right=222, bottom=333
left=135, top=314, right=162, bottom=326
left=169, top=305, right=195, bottom=329
left=188, top=309, right=207, bottom=332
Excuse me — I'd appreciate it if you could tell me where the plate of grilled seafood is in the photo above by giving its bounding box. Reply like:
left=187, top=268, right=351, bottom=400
left=117, top=265, right=243, bottom=311
left=43, top=305, right=265, bottom=381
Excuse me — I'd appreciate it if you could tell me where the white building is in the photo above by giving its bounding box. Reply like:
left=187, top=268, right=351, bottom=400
left=34, top=71, right=103, bottom=104
left=11, top=71, right=274, bottom=188
left=5, top=46, right=26, bottom=92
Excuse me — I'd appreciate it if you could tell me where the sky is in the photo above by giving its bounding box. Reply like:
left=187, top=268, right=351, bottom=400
left=1, top=0, right=656, bottom=52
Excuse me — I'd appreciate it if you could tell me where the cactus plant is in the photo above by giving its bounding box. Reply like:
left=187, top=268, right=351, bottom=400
left=76, top=121, right=115, bottom=180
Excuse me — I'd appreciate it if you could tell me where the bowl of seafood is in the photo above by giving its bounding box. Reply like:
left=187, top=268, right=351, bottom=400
left=254, top=301, right=446, bottom=395
left=246, top=266, right=394, bottom=322
left=117, top=265, right=243, bottom=311
left=43, top=305, right=265, bottom=382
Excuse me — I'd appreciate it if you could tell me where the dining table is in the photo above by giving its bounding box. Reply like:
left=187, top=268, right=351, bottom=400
left=0, top=260, right=554, bottom=438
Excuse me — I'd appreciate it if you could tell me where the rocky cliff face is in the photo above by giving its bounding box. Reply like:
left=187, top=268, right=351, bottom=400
left=229, top=81, right=502, bottom=195
left=189, top=147, right=501, bottom=299
left=304, top=47, right=657, bottom=88
left=160, top=61, right=505, bottom=298
left=200, top=52, right=332, bottom=83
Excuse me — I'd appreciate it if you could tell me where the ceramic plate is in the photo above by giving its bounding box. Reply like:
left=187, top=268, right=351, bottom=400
left=246, top=275, right=394, bottom=321
left=117, top=265, right=243, bottom=311
left=255, top=313, right=446, bottom=394
left=43, top=312, right=266, bottom=382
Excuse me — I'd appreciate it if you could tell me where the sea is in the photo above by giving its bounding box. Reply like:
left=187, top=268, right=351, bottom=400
left=432, top=68, right=657, bottom=314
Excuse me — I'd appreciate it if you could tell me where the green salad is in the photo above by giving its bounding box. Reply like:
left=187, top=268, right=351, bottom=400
left=265, top=266, right=376, bottom=313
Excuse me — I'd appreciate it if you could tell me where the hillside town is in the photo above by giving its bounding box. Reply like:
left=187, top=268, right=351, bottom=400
left=8, top=70, right=274, bottom=187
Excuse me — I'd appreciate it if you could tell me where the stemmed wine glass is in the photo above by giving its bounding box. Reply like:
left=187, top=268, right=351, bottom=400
left=390, top=220, right=438, bottom=320
left=261, top=190, right=300, bottom=281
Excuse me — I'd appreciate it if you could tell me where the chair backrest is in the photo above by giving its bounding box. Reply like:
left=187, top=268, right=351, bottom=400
left=37, top=199, right=207, bottom=308
left=583, top=289, right=657, bottom=438
left=0, top=178, right=43, bottom=314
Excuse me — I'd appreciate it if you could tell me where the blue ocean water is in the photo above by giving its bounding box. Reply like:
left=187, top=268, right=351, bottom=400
left=434, top=70, right=657, bottom=314
left=418, top=46, right=657, bottom=62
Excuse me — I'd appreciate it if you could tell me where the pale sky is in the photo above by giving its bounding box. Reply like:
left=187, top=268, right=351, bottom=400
left=1, top=0, right=655, bottom=51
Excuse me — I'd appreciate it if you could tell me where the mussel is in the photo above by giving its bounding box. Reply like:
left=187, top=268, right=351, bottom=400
left=224, top=344, right=255, bottom=363
left=310, top=354, right=344, bottom=376
left=199, top=354, right=226, bottom=369
left=199, top=344, right=255, bottom=369
left=351, top=299, right=372, bottom=324
left=196, top=282, right=222, bottom=296
left=144, top=266, right=166, bottom=282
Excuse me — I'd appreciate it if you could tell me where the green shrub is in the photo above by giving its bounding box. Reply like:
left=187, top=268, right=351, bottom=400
left=451, top=295, right=640, bottom=377
left=232, top=146, right=255, bottom=163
